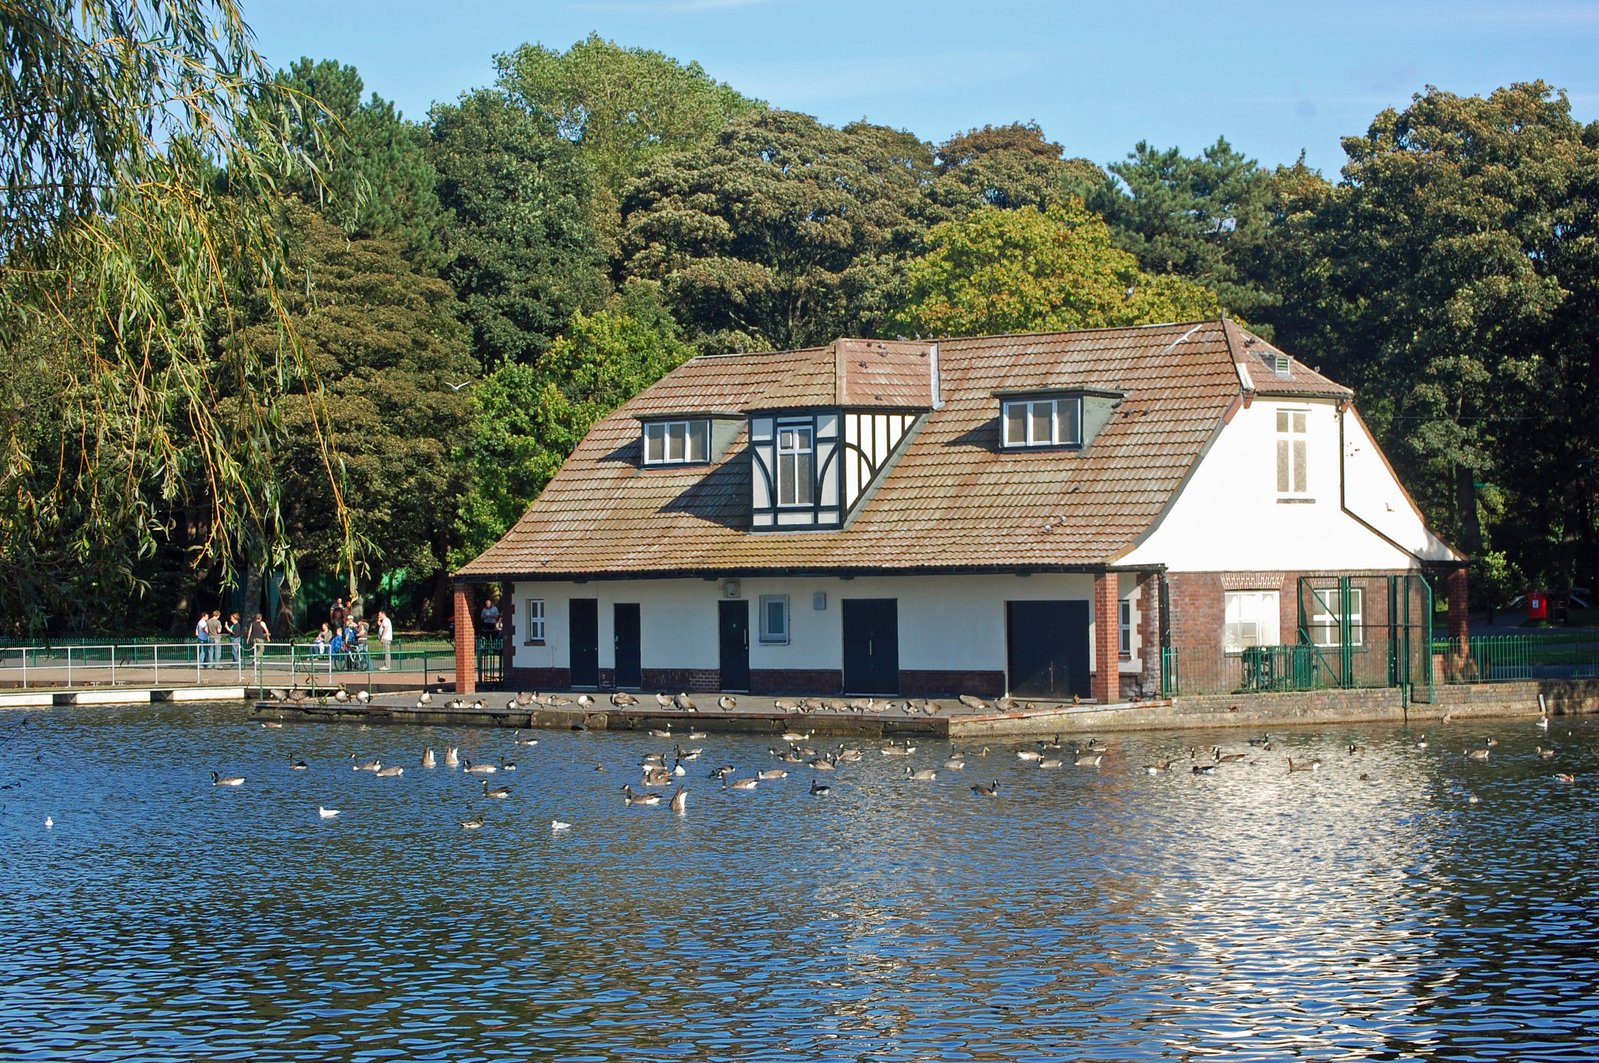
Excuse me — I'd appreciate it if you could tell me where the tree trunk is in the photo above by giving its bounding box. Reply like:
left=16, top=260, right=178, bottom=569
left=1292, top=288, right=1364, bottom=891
left=1455, top=465, right=1483, bottom=558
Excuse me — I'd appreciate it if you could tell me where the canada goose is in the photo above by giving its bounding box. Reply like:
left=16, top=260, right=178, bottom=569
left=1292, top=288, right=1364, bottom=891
left=355, top=690, right=370, bottom=704
left=649, top=726, right=672, bottom=739
left=970, top=779, right=999, bottom=797
left=675, top=692, right=699, bottom=712
left=1414, top=734, right=1429, bottom=749
left=774, top=698, right=799, bottom=712
left=674, top=744, right=703, bottom=762
left=1075, top=753, right=1103, bottom=767
left=1287, top=757, right=1322, bottom=772
left=810, top=754, right=837, bottom=771
left=707, top=764, right=735, bottom=780
left=640, top=752, right=667, bottom=768
left=670, top=786, right=687, bottom=814
left=717, top=695, right=737, bottom=710
left=459, top=812, right=485, bottom=830
left=463, top=759, right=496, bottom=775
left=1038, top=757, right=1064, bottom=769
left=1537, top=745, right=1555, bottom=759
left=1192, top=763, right=1217, bottom=775
left=725, top=776, right=758, bottom=791
left=260, top=720, right=283, bottom=730
left=418, top=690, right=433, bottom=704
left=318, top=806, right=340, bottom=819
left=611, top=692, right=639, bottom=707
left=655, top=692, right=673, bottom=708
left=687, top=729, right=708, bottom=740
left=1486, top=737, right=1499, bottom=748
left=517, top=691, right=535, bottom=705
left=756, top=768, right=789, bottom=781
left=809, top=779, right=831, bottom=796
left=499, top=757, right=517, bottom=772
left=1464, top=748, right=1491, bottom=761
left=958, top=694, right=989, bottom=711
left=780, top=730, right=809, bottom=742
left=211, top=771, right=245, bottom=786
left=577, top=694, right=595, bottom=708
left=351, top=756, right=381, bottom=772
left=375, top=765, right=404, bottom=778
left=836, top=746, right=863, bottom=762
left=290, top=758, right=309, bottom=770
left=1143, top=760, right=1173, bottom=775
left=943, top=757, right=966, bottom=770
left=551, top=819, right=572, bottom=831
left=1214, top=750, right=1246, bottom=764
left=642, top=767, right=673, bottom=787
left=334, top=689, right=349, bottom=703
left=421, top=748, right=437, bottom=768
left=505, top=697, right=520, bottom=711
left=622, top=785, right=662, bottom=806
left=1016, top=749, right=1042, bottom=762
left=444, top=746, right=460, bottom=768
left=1348, top=743, right=1366, bottom=755
left=482, top=780, right=512, bottom=799
left=906, top=767, right=938, bottom=781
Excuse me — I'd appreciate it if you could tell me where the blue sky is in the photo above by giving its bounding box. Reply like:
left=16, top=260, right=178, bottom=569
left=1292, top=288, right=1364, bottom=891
left=245, top=0, right=1598, bottom=175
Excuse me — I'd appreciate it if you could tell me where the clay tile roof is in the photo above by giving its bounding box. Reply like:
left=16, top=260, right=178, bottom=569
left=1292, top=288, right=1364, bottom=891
left=1224, top=318, right=1350, bottom=399
left=456, top=319, right=1328, bottom=580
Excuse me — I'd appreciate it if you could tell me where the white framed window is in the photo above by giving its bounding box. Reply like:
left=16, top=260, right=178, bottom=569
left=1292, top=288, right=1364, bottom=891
left=759, top=595, right=790, bottom=644
left=1001, top=396, right=1083, bottom=448
left=776, top=423, right=814, bottom=506
left=1118, top=600, right=1133, bottom=659
left=523, top=598, right=546, bottom=645
left=643, top=419, right=710, bottom=465
left=1309, top=587, right=1364, bottom=648
left=1224, top=591, right=1280, bottom=653
left=1276, top=409, right=1308, bottom=495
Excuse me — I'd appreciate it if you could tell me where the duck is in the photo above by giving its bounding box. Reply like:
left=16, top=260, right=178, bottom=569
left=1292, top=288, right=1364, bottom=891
left=622, top=784, right=662, bottom=806
left=1192, top=763, right=1217, bottom=775
left=551, top=819, right=572, bottom=831
left=670, top=786, right=688, bottom=814
left=211, top=771, right=245, bottom=787
left=290, top=758, right=309, bottom=770
left=318, top=806, right=340, bottom=820
left=462, top=758, right=496, bottom=775
left=482, top=780, right=512, bottom=799
left=970, top=779, right=1000, bottom=797
left=459, top=812, right=486, bottom=830
left=1554, top=773, right=1576, bottom=784
left=421, top=748, right=437, bottom=768
left=809, top=779, right=832, bottom=796
left=906, top=767, right=938, bottom=781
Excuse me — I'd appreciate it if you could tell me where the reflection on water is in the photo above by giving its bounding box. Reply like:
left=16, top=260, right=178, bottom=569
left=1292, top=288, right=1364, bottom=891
left=2, top=703, right=1596, bottom=1061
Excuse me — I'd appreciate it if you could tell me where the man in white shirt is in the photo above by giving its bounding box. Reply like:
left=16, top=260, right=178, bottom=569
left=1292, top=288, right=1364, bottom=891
left=376, top=610, right=394, bottom=670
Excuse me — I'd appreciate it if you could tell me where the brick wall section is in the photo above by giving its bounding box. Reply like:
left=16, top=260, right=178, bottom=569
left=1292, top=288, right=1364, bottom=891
left=1136, top=573, right=1160, bottom=697
left=1092, top=571, right=1118, bottom=703
left=453, top=582, right=475, bottom=695
left=1446, top=568, right=1470, bottom=647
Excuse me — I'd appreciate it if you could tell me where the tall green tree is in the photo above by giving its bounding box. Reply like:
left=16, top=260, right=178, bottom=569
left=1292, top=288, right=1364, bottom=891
left=430, top=89, right=609, bottom=368
left=622, top=109, right=939, bottom=352
left=234, top=205, right=478, bottom=626
left=265, top=58, right=448, bottom=267
left=456, top=288, right=696, bottom=558
left=494, top=33, right=763, bottom=255
left=0, top=0, right=332, bottom=632
left=1089, top=137, right=1281, bottom=322
left=896, top=203, right=1222, bottom=337
left=933, top=122, right=1104, bottom=214
left=1305, top=82, right=1598, bottom=582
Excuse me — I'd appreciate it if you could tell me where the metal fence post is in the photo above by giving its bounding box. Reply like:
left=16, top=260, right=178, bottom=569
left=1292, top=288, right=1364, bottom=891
left=66, top=646, right=72, bottom=688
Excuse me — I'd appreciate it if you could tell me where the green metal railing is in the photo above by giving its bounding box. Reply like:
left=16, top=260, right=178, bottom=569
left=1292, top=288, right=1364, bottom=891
left=1432, top=634, right=1599, bottom=684
left=1160, top=646, right=1180, bottom=697
left=1238, top=644, right=1323, bottom=692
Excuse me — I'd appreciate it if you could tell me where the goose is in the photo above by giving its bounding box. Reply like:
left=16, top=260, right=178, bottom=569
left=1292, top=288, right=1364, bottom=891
left=906, top=767, right=938, bottom=781
left=674, top=744, right=703, bottom=762
left=649, top=726, right=673, bottom=739
left=1414, top=734, right=1429, bottom=749
left=459, top=812, right=485, bottom=830
left=290, top=758, right=309, bottom=770
left=551, top=818, right=572, bottom=831
left=675, top=693, right=698, bottom=712
left=1075, top=753, right=1103, bottom=767
left=1486, top=737, right=1499, bottom=748
left=421, top=748, right=437, bottom=768
left=1016, top=749, right=1042, bottom=762
left=640, top=752, right=668, bottom=768
left=642, top=767, right=673, bottom=787
left=670, top=786, right=687, bottom=814
left=756, top=768, right=789, bottom=781
left=622, top=785, right=662, bottom=806
left=1192, top=763, right=1217, bottom=775
left=610, top=692, right=639, bottom=707
left=773, top=698, right=799, bottom=713
left=351, top=756, right=382, bottom=772
left=1537, top=745, right=1555, bottom=759
left=355, top=690, right=371, bottom=704
left=505, top=697, right=521, bottom=711
left=1143, top=760, right=1173, bottom=775
left=943, top=757, right=967, bottom=770
left=1537, top=713, right=1550, bottom=731
left=444, top=746, right=460, bottom=768
left=1214, top=750, right=1247, bottom=764
left=809, top=779, right=832, bottom=796
left=418, top=690, right=434, bottom=705
left=1288, top=757, right=1322, bottom=772
left=717, top=695, right=737, bottom=710
left=463, top=758, right=497, bottom=775
left=211, top=771, right=245, bottom=787
left=970, top=779, right=999, bottom=797
left=655, top=692, right=673, bottom=708
left=1348, top=743, right=1367, bottom=755
left=576, top=694, right=596, bottom=708
left=707, top=765, right=735, bottom=780
left=687, top=729, right=708, bottom=740
left=318, top=806, right=340, bottom=820
left=333, top=689, right=350, bottom=703
left=958, top=694, right=990, bottom=711
left=499, top=757, right=517, bottom=772
left=810, top=754, right=837, bottom=771
left=546, top=695, right=572, bottom=707
left=725, top=776, right=758, bottom=791
left=1038, top=757, right=1064, bottom=770
left=780, top=729, right=809, bottom=743
left=836, top=746, right=864, bottom=762
left=260, top=720, right=283, bottom=730
left=482, top=780, right=512, bottom=799
left=1464, top=747, right=1491, bottom=761
left=375, top=765, right=404, bottom=778
left=517, top=691, right=536, bottom=705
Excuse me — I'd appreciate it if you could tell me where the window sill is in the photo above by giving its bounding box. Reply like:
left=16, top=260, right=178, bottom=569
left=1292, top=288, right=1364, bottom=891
left=1276, top=497, right=1316, bottom=504
left=523, top=639, right=546, bottom=647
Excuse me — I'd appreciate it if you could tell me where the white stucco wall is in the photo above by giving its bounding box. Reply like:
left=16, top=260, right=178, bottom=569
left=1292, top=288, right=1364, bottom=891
left=509, top=572, right=1146, bottom=679
left=1119, top=398, right=1437, bottom=572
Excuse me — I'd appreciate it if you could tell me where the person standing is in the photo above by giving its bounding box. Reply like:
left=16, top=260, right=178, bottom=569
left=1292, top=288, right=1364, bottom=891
left=205, top=610, right=223, bottom=668
left=330, top=597, right=346, bottom=631
left=376, top=610, right=394, bottom=671
left=245, top=612, right=270, bottom=665
left=480, top=597, right=500, bottom=638
left=195, top=611, right=210, bottom=667
left=225, top=611, right=242, bottom=666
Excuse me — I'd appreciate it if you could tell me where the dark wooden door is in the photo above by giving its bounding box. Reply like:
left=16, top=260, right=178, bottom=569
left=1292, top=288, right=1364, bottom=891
left=719, top=600, right=750, bottom=691
left=842, top=598, right=899, bottom=694
left=613, top=603, right=641, bottom=689
left=569, top=598, right=599, bottom=688
left=1006, top=600, right=1090, bottom=699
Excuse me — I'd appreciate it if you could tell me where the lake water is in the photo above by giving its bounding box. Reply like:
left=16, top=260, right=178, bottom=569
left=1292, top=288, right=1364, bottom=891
left=2, top=702, right=1596, bottom=1062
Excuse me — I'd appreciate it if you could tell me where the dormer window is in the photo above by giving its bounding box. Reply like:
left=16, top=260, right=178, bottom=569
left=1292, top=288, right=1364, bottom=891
left=643, top=419, right=710, bottom=465
left=776, top=422, right=815, bottom=505
left=1001, top=396, right=1082, bottom=448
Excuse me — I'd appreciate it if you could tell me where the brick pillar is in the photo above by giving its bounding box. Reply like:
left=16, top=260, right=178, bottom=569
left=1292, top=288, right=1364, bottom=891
left=1446, top=567, right=1470, bottom=650
left=453, top=582, right=475, bottom=695
left=1092, top=571, right=1119, bottom=703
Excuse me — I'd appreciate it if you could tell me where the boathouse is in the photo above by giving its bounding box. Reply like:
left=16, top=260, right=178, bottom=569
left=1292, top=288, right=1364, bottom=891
left=452, top=319, right=1463, bottom=701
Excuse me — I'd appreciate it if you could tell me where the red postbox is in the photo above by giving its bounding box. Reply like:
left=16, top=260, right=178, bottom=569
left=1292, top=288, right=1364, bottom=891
left=1527, top=592, right=1548, bottom=621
